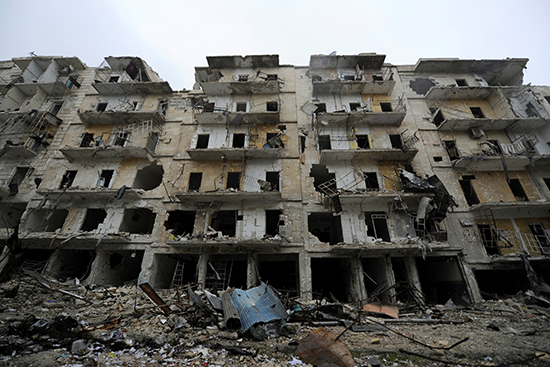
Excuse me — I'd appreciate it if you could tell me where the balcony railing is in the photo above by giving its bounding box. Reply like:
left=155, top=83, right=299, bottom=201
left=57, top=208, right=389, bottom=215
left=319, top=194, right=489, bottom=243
left=488, top=229, right=550, bottom=256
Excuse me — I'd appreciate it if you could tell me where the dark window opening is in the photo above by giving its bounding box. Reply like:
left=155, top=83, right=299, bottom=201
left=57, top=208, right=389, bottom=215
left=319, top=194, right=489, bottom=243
left=60, top=170, right=77, bottom=189
left=310, top=164, right=335, bottom=192
left=232, top=134, right=245, bottom=148
left=318, top=135, right=331, bottom=150
left=266, top=74, right=278, bottom=81
left=312, top=258, right=354, bottom=302
left=165, top=211, right=196, bottom=237
left=158, top=100, right=168, bottom=115
left=544, top=178, right=550, bottom=191
left=226, top=172, right=241, bottom=190
left=113, top=132, right=129, bottom=147
left=211, top=210, right=237, bottom=237
left=266, top=171, right=280, bottom=191
left=455, top=79, right=468, bottom=87
left=433, top=156, right=443, bottom=162
left=545, top=96, right=550, bottom=105
left=133, top=164, right=164, bottom=190
left=267, top=133, right=284, bottom=148
left=203, top=102, right=215, bottom=112
left=300, top=136, right=306, bottom=153
left=433, top=109, right=445, bottom=126
left=365, top=212, right=390, bottom=241
left=80, top=133, right=94, bottom=147
left=459, top=178, right=480, bottom=206
left=196, top=134, right=210, bottom=149
left=416, top=257, right=470, bottom=305
left=50, top=102, right=63, bottom=116
left=98, top=170, right=113, bottom=188
left=265, top=210, right=282, bottom=236
left=444, top=140, right=459, bottom=161
left=23, top=209, right=68, bottom=233
left=380, top=102, right=393, bottom=112
left=308, top=212, right=343, bottom=245
left=478, top=224, right=500, bottom=255
left=206, top=256, right=247, bottom=292
left=96, top=102, right=108, bottom=112
left=356, top=134, right=370, bottom=149
left=372, top=75, right=383, bottom=82
left=266, top=101, right=278, bottom=112
left=119, top=208, right=155, bottom=234
left=363, top=172, right=379, bottom=190
left=278, top=125, right=286, bottom=131
left=525, top=102, right=541, bottom=118
left=389, top=134, right=403, bottom=149
left=362, top=258, right=391, bottom=302
left=314, top=103, right=326, bottom=114
left=486, top=140, right=502, bottom=154
left=508, top=178, right=528, bottom=201
left=259, top=255, right=298, bottom=295
left=349, top=103, right=361, bottom=111
left=312, top=75, right=322, bottom=82
left=188, top=173, right=202, bottom=192
left=343, top=75, right=355, bottom=81
left=528, top=223, right=550, bottom=253
left=8, top=167, right=30, bottom=194
left=238, top=75, right=249, bottom=82
left=146, top=132, right=159, bottom=152
left=81, top=209, right=107, bottom=232
left=161, top=255, right=199, bottom=289
left=470, top=107, right=485, bottom=119
left=108, top=76, right=120, bottom=83
left=46, top=250, right=94, bottom=282
left=475, top=269, right=531, bottom=299
left=236, top=102, right=247, bottom=112
left=110, top=253, right=123, bottom=268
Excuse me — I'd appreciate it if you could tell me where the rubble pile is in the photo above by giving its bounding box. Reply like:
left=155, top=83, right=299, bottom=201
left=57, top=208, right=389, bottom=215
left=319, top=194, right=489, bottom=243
left=1, top=273, right=550, bottom=366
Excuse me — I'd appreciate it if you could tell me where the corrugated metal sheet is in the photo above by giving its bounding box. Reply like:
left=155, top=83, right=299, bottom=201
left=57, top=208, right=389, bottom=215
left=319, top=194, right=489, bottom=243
left=230, top=282, right=288, bottom=332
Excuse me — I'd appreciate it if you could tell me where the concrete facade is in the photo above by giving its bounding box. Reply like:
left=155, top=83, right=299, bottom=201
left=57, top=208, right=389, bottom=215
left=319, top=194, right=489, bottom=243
left=1, top=53, right=549, bottom=305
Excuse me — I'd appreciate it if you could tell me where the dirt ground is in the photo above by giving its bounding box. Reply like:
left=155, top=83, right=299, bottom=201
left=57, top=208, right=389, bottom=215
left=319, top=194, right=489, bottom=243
left=1, top=273, right=550, bottom=367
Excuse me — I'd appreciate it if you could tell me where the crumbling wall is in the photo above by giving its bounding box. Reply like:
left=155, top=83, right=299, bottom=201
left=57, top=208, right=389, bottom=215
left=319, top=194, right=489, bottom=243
left=468, top=171, right=541, bottom=203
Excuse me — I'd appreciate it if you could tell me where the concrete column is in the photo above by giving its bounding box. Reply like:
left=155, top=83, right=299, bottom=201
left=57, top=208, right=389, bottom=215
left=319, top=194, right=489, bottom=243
left=404, top=256, right=422, bottom=293
left=350, top=257, right=368, bottom=303
left=197, top=251, right=209, bottom=288
left=42, top=249, right=61, bottom=278
left=461, top=262, right=483, bottom=304
left=83, top=249, right=107, bottom=286
left=299, top=252, right=312, bottom=301
left=137, top=247, right=156, bottom=286
left=247, top=253, right=259, bottom=288
left=384, top=255, right=396, bottom=302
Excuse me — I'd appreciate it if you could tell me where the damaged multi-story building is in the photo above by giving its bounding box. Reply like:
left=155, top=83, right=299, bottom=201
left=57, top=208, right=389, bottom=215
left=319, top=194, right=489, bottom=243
left=1, top=53, right=549, bottom=305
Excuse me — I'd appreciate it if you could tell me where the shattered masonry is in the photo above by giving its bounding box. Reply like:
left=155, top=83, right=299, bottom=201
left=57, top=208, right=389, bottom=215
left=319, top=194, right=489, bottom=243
left=1, top=53, right=550, bottom=304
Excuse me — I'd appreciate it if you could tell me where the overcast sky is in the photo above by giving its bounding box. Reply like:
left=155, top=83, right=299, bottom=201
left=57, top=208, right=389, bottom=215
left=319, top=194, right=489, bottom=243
left=1, top=0, right=549, bottom=91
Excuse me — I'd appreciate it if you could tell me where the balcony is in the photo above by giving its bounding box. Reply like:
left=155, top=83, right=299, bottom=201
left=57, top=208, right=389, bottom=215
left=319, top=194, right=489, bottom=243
left=78, top=110, right=165, bottom=127
left=60, top=145, right=156, bottom=162
left=36, top=187, right=143, bottom=201
left=313, top=79, right=395, bottom=95
left=194, top=110, right=279, bottom=125
left=320, top=148, right=418, bottom=163
left=12, top=74, right=83, bottom=97
left=197, top=77, right=280, bottom=95
left=452, top=139, right=541, bottom=170
left=470, top=201, right=550, bottom=213
left=187, top=147, right=282, bottom=160
left=317, top=110, right=405, bottom=126
left=168, top=237, right=282, bottom=251
left=176, top=190, right=281, bottom=204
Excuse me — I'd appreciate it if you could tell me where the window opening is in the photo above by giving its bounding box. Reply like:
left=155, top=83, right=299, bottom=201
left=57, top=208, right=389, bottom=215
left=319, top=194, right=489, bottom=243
left=356, top=134, right=370, bottom=149
left=470, top=107, right=485, bottom=118
left=232, top=134, right=245, bottom=148
left=113, top=132, right=129, bottom=147
left=486, top=140, right=502, bottom=154
left=267, top=133, right=284, bottom=148
left=433, top=109, right=445, bottom=126
left=266, top=74, right=278, bottom=80
left=365, top=212, right=390, bottom=241
left=119, top=208, right=155, bottom=234
left=433, top=156, right=443, bottom=162
left=363, top=172, right=379, bottom=190
left=81, top=209, right=107, bottom=232
left=238, top=75, right=249, bottom=82
left=188, top=173, right=202, bottom=192
left=50, top=102, right=63, bottom=116
left=96, top=102, right=108, bottom=112
left=265, top=210, right=282, bottom=236
left=60, top=170, right=77, bottom=189
left=309, top=164, right=335, bottom=192
left=349, top=103, right=361, bottom=111
left=203, top=102, right=215, bottom=112
left=308, top=213, right=343, bottom=245
left=528, top=223, right=550, bottom=253
left=108, top=76, right=120, bottom=83
left=389, top=134, right=403, bottom=149
left=318, top=135, right=331, bottom=150
left=459, top=177, right=479, bottom=205
left=444, top=140, right=459, bottom=160
left=196, top=134, right=210, bottom=149
left=226, top=172, right=241, bottom=190
left=211, top=211, right=237, bottom=237
left=508, top=179, right=528, bottom=201
left=455, top=79, right=468, bottom=86
left=79, top=133, right=94, bottom=147
left=343, top=75, right=355, bottom=81
left=236, top=102, right=247, bottom=112
left=266, top=172, right=280, bottom=191
left=8, top=167, right=31, bottom=194
left=146, top=132, right=159, bottom=152
left=98, top=170, right=114, bottom=188
left=165, top=211, right=196, bottom=237
left=158, top=100, right=168, bottom=115
left=300, top=136, right=306, bottom=153
left=544, top=178, right=550, bottom=191
left=478, top=224, right=499, bottom=255
left=372, top=75, right=383, bottom=82
left=266, top=101, right=278, bottom=112
left=314, top=103, right=326, bottom=114
left=380, top=102, right=393, bottom=112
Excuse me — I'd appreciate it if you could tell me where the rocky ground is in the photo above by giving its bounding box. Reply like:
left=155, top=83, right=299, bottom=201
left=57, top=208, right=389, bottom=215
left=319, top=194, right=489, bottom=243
left=1, top=273, right=550, bottom=367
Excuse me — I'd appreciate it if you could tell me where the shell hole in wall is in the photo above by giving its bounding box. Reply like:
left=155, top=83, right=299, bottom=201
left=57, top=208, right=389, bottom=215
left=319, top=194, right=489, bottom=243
left=133, top=164, right=164, bottom=190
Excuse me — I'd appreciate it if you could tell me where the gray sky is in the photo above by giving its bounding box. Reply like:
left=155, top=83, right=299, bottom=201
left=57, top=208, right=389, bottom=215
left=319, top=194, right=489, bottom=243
left=1, top=0, right=549, bottom=91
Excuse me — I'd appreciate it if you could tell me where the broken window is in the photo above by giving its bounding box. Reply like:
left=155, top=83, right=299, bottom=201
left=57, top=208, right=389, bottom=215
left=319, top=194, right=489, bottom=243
left=158, top=100, right=168, bottom=115
left=314, top=103, right=326, bottom=114
left=96, top=102, right=108, bottom=112
left=146, top=132, right=159, bottom=152
left=444, top=140, right=459, bottom=161
left=363, top=172, right=379, bottom=191
left=300, top=136, right=306, bottom=153
left=389, top=134, right=403, bottom=149
left=349, top=103, right=361, bottom=111
left=525, top=102, right=540, bottom=118
left=119, top=208, right=155, bottom=234
left=50, top=102, right=63, bottom=116
left=196, top=134, right=210, bottom=149
left=372, top=75, right=383, bottom=82
left=165, top=211, right=196, bottom=237
left=259, top=255, right=298, bottom=294
left=311, top=258, right=353, bottom=302
left=308, top=212, right=343, bottom=245
left=266, top=101, right=278, bottom=112
left=459, top=176, right=480, bottom=205
left=23, top=209, right=68, bottom=232
left=206, top=256, right=247, bottom=291
left=266, top=74, right=278, bottom=81
left=318, top=135, right=331, bottom=150
left=133, top=164, right=163, bottom=190
left=265, top=171, right=280, bottom=191
left=226, top=172, right=241, bottom=190
left=528, top=223, right=550, bottom=253
left=7, top=167, right=31, bottom=194
left=98, top=170, right=114, bottom=188
left=380, top=102, right=393, bottom=112
left=544, top=178, right=550, bottom=191
left=310, top=164, right=335, bottom=192
left=477, top=224, right=500, bottom=255
left=238, top=75, right=249, bottom=82
left=236, top=102, right=247, bottom=112
left=486, top=140, right=502, bottom=154
left=433, top=156, right=443, bottom=162
left=433, top=109, right=445, bottom=126
left=416, top=256, right=470, bottom=305
left=356, top=134, right=370, bottom=149
left=362, top=258, right=391, bottom=302
left=59, top=170, right=77, bottom=189
left=113, top=132, right=130, bottom=147
left=343, top=74, right=355, bottom=81
left=203, top=102, right=215, bottom=112
left=79, top=133, right=94, bottom=147
left=108, top=76, right=120, bottom=83
left=455, top=79, right=468, bottom=86
left=365, top=212, right=390, bottom=241
left=267, top=133, right=284, bottom=148
left=188, top=173, right=202, bottom=192
left=508, top=179, right=528, bottom=201
left=265, top=210, right=282, bottom=236
left=232, top=134, right=245, bottom=148
left=211, top=210, right=237, bottom=237
left=81, top=209, right=107, bottom=232
left=470, top=107, right=485, bottom=118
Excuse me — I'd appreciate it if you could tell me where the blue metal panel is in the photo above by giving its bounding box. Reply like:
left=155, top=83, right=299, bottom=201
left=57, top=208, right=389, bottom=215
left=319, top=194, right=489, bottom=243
left=230, top=282, right=288, bottom=332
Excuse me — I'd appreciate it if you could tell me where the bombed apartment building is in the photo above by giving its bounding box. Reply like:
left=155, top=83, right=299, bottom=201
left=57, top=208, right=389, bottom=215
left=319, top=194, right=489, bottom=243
left=1, top=53, right=549, bottom=306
